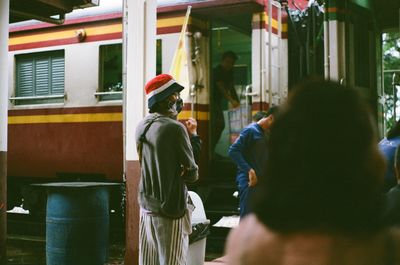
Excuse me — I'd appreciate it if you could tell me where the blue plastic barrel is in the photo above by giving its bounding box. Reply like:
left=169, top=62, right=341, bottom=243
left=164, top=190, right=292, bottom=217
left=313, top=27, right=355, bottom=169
left=40, top=182, right=117, bottom=265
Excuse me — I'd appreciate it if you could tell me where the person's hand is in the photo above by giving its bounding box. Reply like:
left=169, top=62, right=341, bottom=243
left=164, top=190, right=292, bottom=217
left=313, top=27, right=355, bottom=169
left=231, top=100, right=240, bottom=108
left=248, top=168, right=258, bottom=187
left=180, top=165, right=185, bottom=176
left=185, top=118, right=198, bottom=136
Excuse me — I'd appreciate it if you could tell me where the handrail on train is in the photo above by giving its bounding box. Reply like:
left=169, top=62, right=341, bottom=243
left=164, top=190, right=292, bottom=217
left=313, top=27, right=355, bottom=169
left=94, top=91, right=123, bottom=96
left=244, top=84, right=258, bottom=97
left=9, top=94, right=66, bottom=101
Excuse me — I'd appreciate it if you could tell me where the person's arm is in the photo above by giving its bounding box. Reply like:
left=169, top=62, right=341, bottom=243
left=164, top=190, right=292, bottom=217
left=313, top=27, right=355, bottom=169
left=229, top=85, right=240, bottom=103
left=185, top=118, right=202, bottom=163
left=177, top=124, right=199, bottom=183
left=190, top=135, right=201, bottom=163
left=225, top=222, right=242, bottom=265
left=226, top=214, right=274, bottom=265
left=228, top=126, right=253, bottom=174
left=216, top=81, right=240, bottom=108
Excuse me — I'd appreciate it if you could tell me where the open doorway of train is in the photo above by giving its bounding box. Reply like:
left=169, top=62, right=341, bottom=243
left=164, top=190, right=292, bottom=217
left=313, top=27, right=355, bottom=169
left=199, top=12, right=253, bottom=251
left=209, top=15, right=252, bottom=164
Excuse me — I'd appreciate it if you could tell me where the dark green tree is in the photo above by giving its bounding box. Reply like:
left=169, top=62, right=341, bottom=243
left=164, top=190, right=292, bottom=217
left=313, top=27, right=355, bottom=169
left=383, top=32, right=400, bottom=132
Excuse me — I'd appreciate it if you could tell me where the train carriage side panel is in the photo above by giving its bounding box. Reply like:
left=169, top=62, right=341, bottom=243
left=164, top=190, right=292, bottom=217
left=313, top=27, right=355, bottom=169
left=251, top=2, right=289, bottom=113
left=8, top=16, right=125, bottom=183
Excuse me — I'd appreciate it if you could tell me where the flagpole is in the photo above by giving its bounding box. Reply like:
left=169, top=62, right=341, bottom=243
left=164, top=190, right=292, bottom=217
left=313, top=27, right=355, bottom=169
left=181, top=6, right=191, bottom=41
left=169, top=5, right=192, bottom=119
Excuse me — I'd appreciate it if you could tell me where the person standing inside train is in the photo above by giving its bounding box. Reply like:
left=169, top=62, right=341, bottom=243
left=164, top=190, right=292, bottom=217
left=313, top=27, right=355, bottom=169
left=135, top=74, right=199, bottom=265
left=228, top=107, right=278, bottom=218
left=211, top=51, right=240, bottom=156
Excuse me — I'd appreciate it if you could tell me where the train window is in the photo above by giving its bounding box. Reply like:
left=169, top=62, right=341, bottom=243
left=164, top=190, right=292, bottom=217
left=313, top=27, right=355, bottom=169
left=14, top=50, right=65, bottom=105
left=97, top=40, right=160, bottom=101
left=99, top=44, right=123, bottom=101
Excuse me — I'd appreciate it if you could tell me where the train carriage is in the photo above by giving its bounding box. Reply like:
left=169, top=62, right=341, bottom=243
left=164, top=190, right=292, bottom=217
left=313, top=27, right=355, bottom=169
left=6, top=0, right=277, bottom=214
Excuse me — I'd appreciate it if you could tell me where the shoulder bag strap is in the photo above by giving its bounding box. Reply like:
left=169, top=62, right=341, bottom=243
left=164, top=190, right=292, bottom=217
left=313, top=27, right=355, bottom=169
left=137, top=116, right=160, bottom=163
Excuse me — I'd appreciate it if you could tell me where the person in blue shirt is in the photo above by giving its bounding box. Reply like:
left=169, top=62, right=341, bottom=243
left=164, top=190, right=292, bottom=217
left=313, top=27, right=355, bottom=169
left=228, top=107, right=278, bottom=218
left=379, top=120, right=400, bottom=192
left=383, top=145, right=400, bottom=226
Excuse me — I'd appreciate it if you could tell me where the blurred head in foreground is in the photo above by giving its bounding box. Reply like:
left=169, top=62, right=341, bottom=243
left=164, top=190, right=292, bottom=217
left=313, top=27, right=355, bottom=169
left=253, top=78, right=385, bottom=234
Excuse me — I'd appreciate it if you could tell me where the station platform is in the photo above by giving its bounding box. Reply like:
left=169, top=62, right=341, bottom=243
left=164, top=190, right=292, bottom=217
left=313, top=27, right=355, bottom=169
left=204, top=256, right=227, bottom=264
left=7, top=236, right=225, bottom=265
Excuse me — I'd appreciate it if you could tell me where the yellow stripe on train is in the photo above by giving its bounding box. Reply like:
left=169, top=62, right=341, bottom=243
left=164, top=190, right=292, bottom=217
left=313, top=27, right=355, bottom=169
left=178, top=110, right=209, bottom=121
left=8, top=111, right=210, bottom=124
left=254, top=12, right=288, bottom=33
left=157, top=16, right=207, bottom=30
left=9, top=24, right=122, bottom=46
left=9, top=16, right=207, bottom=46
left=8, top=113, right=123, bottom=124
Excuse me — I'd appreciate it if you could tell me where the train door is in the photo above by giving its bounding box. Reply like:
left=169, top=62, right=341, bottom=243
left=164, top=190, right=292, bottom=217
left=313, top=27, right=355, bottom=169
left=209, top=16, right=252, bottom=163
left=286, top=0, right=325, bottom=85
left=323, top=1, right=380, bottom=112
left=204, top=12, right=254, bottom=251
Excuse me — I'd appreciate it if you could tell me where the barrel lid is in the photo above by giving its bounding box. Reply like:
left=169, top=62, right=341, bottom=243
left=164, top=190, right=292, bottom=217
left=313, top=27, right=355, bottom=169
left=32, top=182, right=121, bottom=188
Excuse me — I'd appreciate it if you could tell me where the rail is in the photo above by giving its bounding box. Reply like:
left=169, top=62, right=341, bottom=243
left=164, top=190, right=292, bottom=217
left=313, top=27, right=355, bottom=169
left=9, top=94, right=66, bottom=101
left=94, top=91, right=123, bottom=96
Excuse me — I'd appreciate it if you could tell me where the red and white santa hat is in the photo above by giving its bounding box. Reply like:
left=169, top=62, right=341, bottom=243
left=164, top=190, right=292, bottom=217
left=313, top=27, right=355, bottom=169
left=145, top=74, right=184, bottom=109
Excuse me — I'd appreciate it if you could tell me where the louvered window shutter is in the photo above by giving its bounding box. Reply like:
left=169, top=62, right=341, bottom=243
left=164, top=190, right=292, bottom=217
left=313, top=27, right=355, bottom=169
left=17, top=59, right=34, bottom=97
left=16, top=51, right=64, bottom=98
left=35, top=57, right=50, bottom=96
left=51, top=56, right=65, bottom=95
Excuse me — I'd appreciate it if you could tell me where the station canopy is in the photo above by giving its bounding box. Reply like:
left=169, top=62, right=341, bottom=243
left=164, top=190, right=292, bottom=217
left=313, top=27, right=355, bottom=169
left=8, top=0, right=399, bottom=30
left=373, top=0, right=399, bottom=30
left=10, top=0, right=99, bottom=23
left=158, top=0, right=264, bottom=15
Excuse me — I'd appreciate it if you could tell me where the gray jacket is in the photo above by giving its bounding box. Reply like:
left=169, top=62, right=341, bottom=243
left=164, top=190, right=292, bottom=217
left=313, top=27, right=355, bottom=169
left=135, top=113, right=198, bottom=218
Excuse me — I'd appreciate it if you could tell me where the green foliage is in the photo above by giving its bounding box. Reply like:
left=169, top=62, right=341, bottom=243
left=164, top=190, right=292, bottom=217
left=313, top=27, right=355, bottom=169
left=383, top=32, right=400, bottom=132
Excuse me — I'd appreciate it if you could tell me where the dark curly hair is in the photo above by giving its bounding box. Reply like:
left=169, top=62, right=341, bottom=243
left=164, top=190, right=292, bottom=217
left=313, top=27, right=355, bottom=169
left=252, top=78, right=384, bottom=234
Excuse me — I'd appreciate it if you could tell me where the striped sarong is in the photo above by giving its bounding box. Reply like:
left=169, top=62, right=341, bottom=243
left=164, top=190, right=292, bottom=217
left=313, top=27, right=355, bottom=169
left=139, top=209, right=190, bottom=265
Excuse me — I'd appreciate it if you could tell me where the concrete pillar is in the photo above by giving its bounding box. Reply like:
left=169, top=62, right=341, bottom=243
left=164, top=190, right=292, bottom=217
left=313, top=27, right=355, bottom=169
left=0, top=1, right=9, bottom=264
left=123, top=0, right=156, bottom=264
left=324, top=0, right=347, bottom=82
